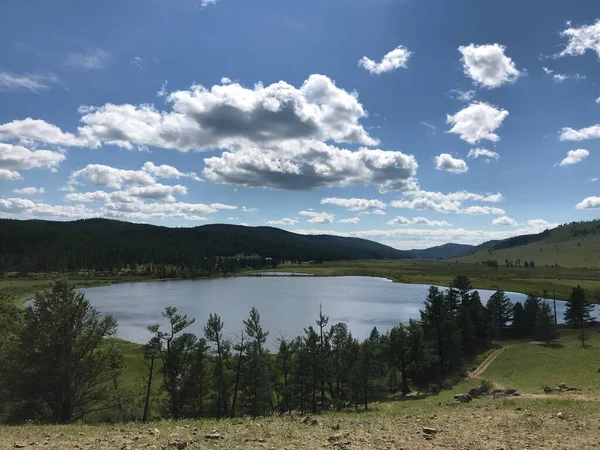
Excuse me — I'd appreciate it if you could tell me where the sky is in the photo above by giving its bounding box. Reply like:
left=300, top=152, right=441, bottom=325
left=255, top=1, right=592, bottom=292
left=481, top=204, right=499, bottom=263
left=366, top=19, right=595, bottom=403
left=1, top=0, right=600, bottom=250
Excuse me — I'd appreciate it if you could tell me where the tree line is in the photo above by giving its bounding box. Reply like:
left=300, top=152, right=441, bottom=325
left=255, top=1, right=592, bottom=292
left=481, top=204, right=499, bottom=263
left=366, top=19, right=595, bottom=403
left=0, top=277, right=595, bottom=424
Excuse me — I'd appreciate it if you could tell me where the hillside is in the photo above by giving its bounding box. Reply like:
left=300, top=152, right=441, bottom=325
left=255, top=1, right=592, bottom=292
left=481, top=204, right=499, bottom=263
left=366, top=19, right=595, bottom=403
left=410, top=241, right=498, bottom=259
left=0, top=218, right=412, bottom=273
left=458, top=219, right=600, bottom=268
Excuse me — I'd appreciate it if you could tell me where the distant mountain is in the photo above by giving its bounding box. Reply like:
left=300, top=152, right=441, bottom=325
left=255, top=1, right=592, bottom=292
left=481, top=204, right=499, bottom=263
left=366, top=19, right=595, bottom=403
left=0, top=218, right=413, bottom=273
left=457, top=219, right=600, bottom=268
left=410, top=241, right=498, bottom=260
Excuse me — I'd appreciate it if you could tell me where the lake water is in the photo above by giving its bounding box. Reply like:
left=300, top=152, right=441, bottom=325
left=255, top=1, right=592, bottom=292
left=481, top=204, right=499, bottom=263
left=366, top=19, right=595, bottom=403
left=73, top=276, right=593, bottom=349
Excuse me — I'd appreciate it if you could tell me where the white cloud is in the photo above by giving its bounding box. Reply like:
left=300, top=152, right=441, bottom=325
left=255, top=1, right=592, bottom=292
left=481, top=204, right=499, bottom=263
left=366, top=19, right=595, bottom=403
left=458, top=44, right=522, bottom=88
left=492, top=215, right=518, bottom=226
left=0, top=143, right=66, bottom=173
left=558, top=19, right=600, bottom=59
left=204, top=140, right=418, bottom=192
left=101, top=200, right=235, bottom=221
left=467, top=148, right=500, bottom=161
left=359, top=45, right=412, bottom=74
left=390, top=189, right=502, bottom=215
left=299, top=210, right=335, bottom=224
left=65, top=183, right=188, bottom=203
left=421, top=121, right=436, bottom=135
left=70, top=164, right=156, bottom=189
left=390, top=197, right=461, bottom=213
left=588, top=177, right=599, bottom=183
left=13, top=187, right=45, bottom=195
left=575, top=196, right=600, bottom=209
left=387, top=216, right=452, bottom=226
left=560, top=125, right=600, bottom=141
left=542, top=67, right=585, bottom=83
left=321, top=197, right=386, bottom=212
left=596, top=97, right=600, bottom=104
left=65, top=48, right=110, bottom=70
left=157, top=80, right=168, bottom=98
left=0, top=198, right=94, bottom=219
left=220, top=77, right=232, bottom=85
left=130, top=57, right=145, bottom=69
left=59, top=185, right=77, bottom=192
left=447, top=102, right=509, bottom=144
left=241, top=206, right=259, bottom=212
left=75, top=74, right=376, bottom=151
left=0, top=168, right=22, bottom=180
left=0, top=72, right=59, bottom=92
left=558, top=149, right=589, bottom=166
left=462, top=206, right=505, bottom=215
left=141, top=161, right=201, bottom=181
left=0, top=118, right=84, bottom=146
left=201, top=0, right=217, bottom=7
left=526, top=219, right=553, bottom=229
left=434, top=153, right=468, bottom=174
left=448, top=89, right=476, bottom=102
left=339, top=217, right=360, bottom=224
left=265, top=218, right=298, bottom=226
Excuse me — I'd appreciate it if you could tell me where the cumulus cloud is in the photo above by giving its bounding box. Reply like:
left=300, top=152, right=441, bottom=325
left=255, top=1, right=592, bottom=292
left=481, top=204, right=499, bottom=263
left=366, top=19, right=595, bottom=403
left=390, top=190, right=503, bottom=214
left=13, top=187, right=45, bottom=195
left=101, top=200, right=235, bottom=221
left=434, top=153, right=468, bottom=173
left=265, top=218, right=298, bottom=226
left=0, top=143, right=66, bottom=174
left=241, top=206, right=259, bottom=212
left=387, top=216, right=452, bottom=226
left=339, top=217, right=360, bottom=224
left=299, top=210, right=335, bottom=224
left=0, top=118, right=84, bottom=146
left=458, top=44, right=522, bottom=88
left=359, top=45, right=412, bottom=74
left=575, top=196, right=600, bottom=209
left=70, top=164, right=156, bottom=189
left=321, top=197, right=386, bottom=212
left=492, top=215, right=518, bottom=226
left=447, top=102, right=509, bottom=144
left=203, top=140, right=418, bottom=191
left=558, top=19, right=600, bottom=59
left=141, top=161, right=201, bottom=181
left=66, top=183, right=188, bottom=203
left=558, top=149, right=589, bottom=166
left=0, top=168, right=22, bottom=180
left=462, top=206, right=505, bottom=215
left=448, top=89, right=476, bottom=102
left=560, top=125, right=600, bottom=141
left=65, top=47, right=110, bottom=70
left=0, top=198, right=93, bottom=219
left=467, top=148, right=500, bottom=161
left=0, top=72, right=59, bottom=92
left=542, top=67, right=585, bottom=83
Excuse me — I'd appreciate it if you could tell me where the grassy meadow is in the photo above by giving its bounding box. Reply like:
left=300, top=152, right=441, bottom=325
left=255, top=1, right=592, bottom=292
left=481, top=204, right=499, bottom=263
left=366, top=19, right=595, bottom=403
left=3, top=331, right=600, bottom=450
left=257, top=259, right=600, bottom=301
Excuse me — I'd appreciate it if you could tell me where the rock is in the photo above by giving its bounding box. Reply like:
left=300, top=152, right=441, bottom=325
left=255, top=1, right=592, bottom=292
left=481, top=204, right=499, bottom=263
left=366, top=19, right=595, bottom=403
left=204, top=433, right=223, bottom=440
left=557, top=412, right=564, bottom=419
left=454, top=394, right=472, bottom=403
left=328, top=434, right=341, bottom=442
left=558, top=383, right=567, bottom=388
left=170, top=440, right=188, bottom=449
left=13, top=444, right=26, bottom=449
left=543, top=386, right=553, bottom=393
left=149, top=429, right=160, bottom=436
left=422, top=427, right=437, bottom=435
left=504, top=388, right=518, bottom=395
left=566, top=387, right=581, bottom=391
left=468, top=387, right=482, bottom=398
left=332, top=424, right=340, bottom=431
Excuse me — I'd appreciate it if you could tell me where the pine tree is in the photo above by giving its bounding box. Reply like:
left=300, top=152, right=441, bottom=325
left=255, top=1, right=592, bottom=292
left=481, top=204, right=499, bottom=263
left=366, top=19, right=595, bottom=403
left=486, top=290, right=514, bottom=337
left=204, top=313, right=230, bottom=418
left=243, top=307, right=270, bottom=417
left=388, top=324, right=411, bottom=394
left=534, top=303, right=557, bottom=343
left=316, top=304, right=329, bottom=411
left=523, top=294, right=541, bottom=337
left=564, top=286, right=595, bottom=347
left=512, top=302, right=527, bottom=338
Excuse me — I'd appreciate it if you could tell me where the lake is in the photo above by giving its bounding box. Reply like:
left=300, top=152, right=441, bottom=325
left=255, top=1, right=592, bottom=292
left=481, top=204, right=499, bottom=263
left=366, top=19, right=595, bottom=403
left=75, top=276, right=592, bottom=349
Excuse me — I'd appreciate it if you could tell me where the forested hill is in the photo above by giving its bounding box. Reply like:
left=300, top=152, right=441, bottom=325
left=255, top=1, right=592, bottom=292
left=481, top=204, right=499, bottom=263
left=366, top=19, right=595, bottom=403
left=410, top=241, right=498, bottom=259
left=0, top=218, right=412, bottom=273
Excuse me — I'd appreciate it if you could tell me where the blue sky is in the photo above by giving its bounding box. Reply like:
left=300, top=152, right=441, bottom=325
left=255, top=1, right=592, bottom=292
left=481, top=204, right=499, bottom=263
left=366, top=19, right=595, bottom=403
left=1, top=0, right=600, bottom=249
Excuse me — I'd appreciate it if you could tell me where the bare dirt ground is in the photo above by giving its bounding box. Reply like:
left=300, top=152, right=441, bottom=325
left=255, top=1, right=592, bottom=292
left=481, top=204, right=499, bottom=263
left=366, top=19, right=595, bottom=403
left=469, top=348, right=505, bottom=379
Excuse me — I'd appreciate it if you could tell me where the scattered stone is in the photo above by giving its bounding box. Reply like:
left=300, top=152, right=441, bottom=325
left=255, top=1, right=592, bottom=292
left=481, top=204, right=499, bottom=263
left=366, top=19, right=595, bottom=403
left=204, top=433, right=223, bottom=440
left=328, top=434, right=341, bottom=442
left=13, top=444, right=26, bottom=449
left=149, top=429, right=160, bottom=436
left=302, top=416, right=318, bottom=426
left=566, top=387, right=581, bottom=391
left=557, top=412, right=564, bottom=419
left=422, top=427, right=437, bottom=435
left=169, top=440, right=188, bottom=450
left=543, top=386, right=553, bottom=393
left=332, top=423, right=340, bottom=431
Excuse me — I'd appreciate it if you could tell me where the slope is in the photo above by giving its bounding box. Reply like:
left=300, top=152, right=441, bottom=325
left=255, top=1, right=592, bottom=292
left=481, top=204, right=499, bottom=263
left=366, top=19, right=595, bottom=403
left=457, top=219, right=600, bottom=268
left=411, top=240, right=498, bottom=259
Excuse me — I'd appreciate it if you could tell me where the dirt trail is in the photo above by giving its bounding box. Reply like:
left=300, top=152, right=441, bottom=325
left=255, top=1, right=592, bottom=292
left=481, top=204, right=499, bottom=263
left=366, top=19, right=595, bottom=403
left=469, top=348, right=505, bottom=379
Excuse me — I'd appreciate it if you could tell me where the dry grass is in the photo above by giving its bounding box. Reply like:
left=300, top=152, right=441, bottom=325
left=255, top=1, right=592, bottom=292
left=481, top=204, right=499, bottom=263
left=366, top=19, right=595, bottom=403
left=3, top=396, right=600, bottom=450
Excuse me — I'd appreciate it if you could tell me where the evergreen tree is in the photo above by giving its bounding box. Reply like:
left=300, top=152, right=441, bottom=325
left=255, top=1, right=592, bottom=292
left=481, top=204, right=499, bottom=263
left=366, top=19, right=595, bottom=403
left=230, top=331, right=247, bottom=417
left=512, top=302, right=527, bottom=338
left=534, top=302, right=557, bottom=343
left=329, top=323, right=352, bottom=405
left=315, top=304, right=330, bottom=411
left=388, top=324, right=411, bottom=394
left=564, top=286, right=595, bottom=347
left=486, top=290, right=514, bottom=337
left=420, top=286, right=450, bottom=375
left=204, top=314, right=230, bottom=418
left=303, top=326, right=320, bottom=413
left=523, top=294, right=541, bottom=337
left=3, top=279, right=122, bottom=423
left=243, top=307, right=270, bottom=417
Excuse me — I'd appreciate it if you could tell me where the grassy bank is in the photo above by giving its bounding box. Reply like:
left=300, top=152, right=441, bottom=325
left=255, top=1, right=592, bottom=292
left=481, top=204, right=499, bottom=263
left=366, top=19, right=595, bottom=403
left=3, top=330, right=600, bottom=449
left=253, top=259, right=600, bottom=301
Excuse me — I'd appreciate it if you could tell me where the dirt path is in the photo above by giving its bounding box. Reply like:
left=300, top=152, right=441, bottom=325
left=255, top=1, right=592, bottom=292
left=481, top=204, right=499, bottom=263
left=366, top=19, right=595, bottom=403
left=469, top=348, right=505, bottom=379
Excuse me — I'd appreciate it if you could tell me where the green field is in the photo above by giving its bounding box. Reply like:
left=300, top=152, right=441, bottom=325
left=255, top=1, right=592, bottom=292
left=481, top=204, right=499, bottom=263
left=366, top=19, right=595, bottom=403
left=3, top=331, right=600, bottom=450
left=255, top=259, right=600, bottom=301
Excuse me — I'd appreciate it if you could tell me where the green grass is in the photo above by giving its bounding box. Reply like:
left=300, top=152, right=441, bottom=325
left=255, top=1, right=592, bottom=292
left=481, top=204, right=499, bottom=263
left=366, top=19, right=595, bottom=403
left=250, top=259, right=600, bottom=301
left=458, top=231, right=600, bottom=269
left=480, top=330, right=600, bottom=394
